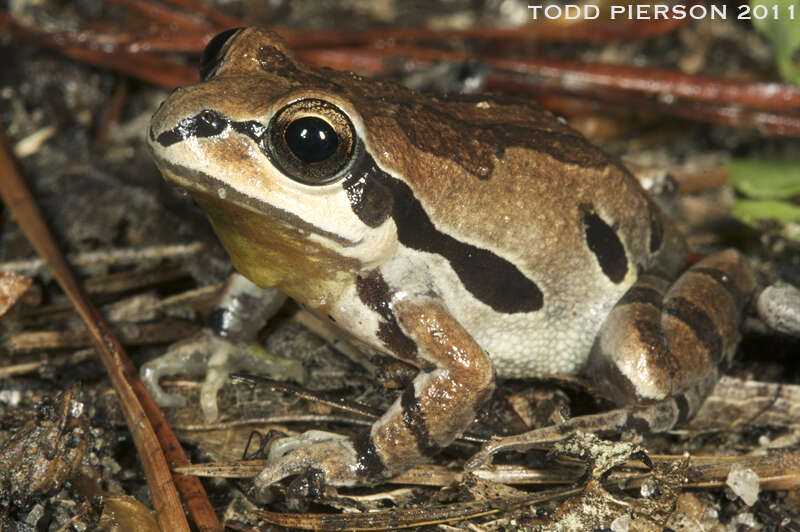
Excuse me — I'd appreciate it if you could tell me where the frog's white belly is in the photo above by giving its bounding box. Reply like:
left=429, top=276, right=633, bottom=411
left=371, top=246, right=633, bottom=378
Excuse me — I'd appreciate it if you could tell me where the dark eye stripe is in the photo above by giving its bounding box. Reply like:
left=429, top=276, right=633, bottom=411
left=154, top=110, right=264, bottom=147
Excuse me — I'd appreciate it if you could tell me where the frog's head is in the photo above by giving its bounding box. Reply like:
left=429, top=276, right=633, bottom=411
left=148, top=28, right=400, bottom=296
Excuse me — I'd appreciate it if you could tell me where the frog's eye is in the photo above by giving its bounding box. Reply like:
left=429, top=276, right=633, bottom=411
left=200, top=28, right=243, bottom=80
left=266, top=99, right=357, bottom=185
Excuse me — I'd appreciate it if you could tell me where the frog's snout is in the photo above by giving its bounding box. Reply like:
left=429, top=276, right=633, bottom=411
left=147, top=98, right=171, bottom=147
left=148, top=85, right=196, bottom=148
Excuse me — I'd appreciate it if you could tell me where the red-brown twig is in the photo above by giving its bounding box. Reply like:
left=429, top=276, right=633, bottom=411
left=0, top=131, right=221, bottom=531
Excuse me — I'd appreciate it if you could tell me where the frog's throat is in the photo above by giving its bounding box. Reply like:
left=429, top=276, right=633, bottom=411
left=155, top=162, right=356, bottom=248
left=195, top=190, right=362, bottom=290
left=154, top=166, right=360, bottom=291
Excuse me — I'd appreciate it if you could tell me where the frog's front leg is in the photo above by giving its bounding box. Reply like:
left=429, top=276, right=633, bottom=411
left=140, top=273, right=304, bottom=421
left=468, top=249, right=756, bottom=468
left=255, top=297, right=495, bottom=488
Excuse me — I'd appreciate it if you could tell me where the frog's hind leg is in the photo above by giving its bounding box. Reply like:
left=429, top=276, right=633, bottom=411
left=588, top=248, right=756, bottom=410
left=466, top=249, right=756, bottom=469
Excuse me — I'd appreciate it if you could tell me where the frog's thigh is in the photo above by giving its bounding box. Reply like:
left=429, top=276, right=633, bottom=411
left=587, top=249, right=756, bottom=410
left=360, top=299, right=495, bottom=478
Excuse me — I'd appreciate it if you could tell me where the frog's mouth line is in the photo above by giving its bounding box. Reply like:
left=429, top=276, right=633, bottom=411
left=152, top=157, right=357, bottom=249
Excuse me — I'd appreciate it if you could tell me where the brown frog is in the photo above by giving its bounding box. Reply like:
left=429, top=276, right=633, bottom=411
left=146, top=27, right=759, bottom=488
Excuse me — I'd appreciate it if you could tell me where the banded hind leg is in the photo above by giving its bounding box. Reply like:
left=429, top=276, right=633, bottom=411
left=467, top=249, right=756, bottom=469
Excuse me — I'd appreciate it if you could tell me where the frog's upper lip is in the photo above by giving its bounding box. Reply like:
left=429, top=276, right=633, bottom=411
left=152, top=157, right=359, bottom=249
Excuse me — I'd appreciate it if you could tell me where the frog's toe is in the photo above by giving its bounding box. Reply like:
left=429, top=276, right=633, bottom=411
left=254, top=432, right=361, bottom=491
left=140, top=329, right=221, bottom=408
left=141, top=328, right=308, bottom=420
left=140, top=361, right=187, bottom=408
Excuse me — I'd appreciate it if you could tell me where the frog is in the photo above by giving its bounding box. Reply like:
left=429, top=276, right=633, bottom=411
left=146, top=27, right=760, bottom=489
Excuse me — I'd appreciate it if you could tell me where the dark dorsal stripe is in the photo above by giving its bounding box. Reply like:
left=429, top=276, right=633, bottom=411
left=400, top=386, right=441, bottom=457
left=344, top=152, right=543, bottom=314
left=664, top=296, right=722, bottom=363
left=581, top=204, right=628, bottom=284
left=396, top=98, right=614, bottom=181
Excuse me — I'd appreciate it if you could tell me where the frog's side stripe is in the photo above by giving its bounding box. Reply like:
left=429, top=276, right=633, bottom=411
left=344, top=152, right=544, bottom=314
left=400, top=386, right=441, bottom=457
left=580, top=204, right=628, bottom=284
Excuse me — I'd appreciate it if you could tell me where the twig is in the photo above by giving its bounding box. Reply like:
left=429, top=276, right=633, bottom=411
left=0, top=130, right=216, bottom=530
left=255, top=487, right=582, bottom=530
left=176, top=447, right=800, bottom=491
left=4, top=318, right=201, bottom=353
left=0, top=242, right=204, bottom=276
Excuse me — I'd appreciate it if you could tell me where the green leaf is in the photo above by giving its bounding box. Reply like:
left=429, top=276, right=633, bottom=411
left=750, top=0, right=800, bottom=83
left=733, top=199, right=800, bottom=223
left=733, top=199, right=800, bottom=241
left=728, top=158, right=800, bottom=199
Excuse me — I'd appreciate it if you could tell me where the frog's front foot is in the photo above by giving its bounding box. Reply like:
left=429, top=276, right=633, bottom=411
left=253, top=431, right=371, bottom=497
left=140, top=329, right=306, bottom=422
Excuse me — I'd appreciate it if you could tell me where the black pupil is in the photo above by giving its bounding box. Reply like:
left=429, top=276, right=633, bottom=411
left=284, top=117, right=339, bottom=164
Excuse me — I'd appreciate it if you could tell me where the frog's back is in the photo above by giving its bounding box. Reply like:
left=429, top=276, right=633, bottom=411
left=337, top=84, right=677, bottom=376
